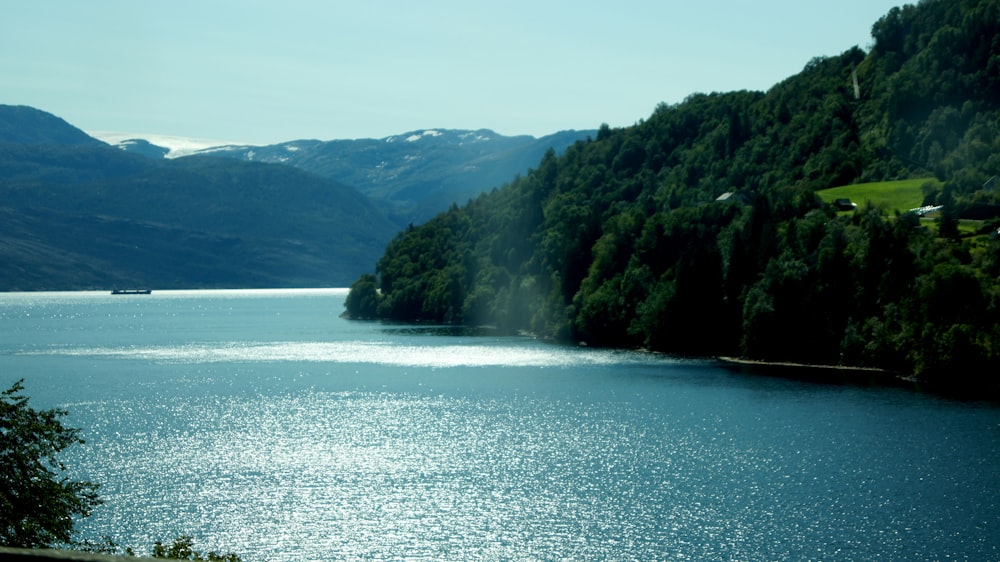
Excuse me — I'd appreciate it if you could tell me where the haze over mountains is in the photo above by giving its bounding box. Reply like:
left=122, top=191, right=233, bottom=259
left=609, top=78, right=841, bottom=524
left=0, top=104, right=592, bottom=290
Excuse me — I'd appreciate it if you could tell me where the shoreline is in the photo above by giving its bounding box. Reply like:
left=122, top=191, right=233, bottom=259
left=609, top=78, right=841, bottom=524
left=716, top=356, right=892, bottom=374
left=717, top=356, right=1000, bottom=401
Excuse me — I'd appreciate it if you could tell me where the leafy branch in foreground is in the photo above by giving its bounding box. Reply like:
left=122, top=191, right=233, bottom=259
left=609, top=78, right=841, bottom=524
left=76, top=534, right=245, bottom=561
left=151, top=535, right=243, bottom=561
left=1, top=379, right=249, bottom=560
left=0, top=378, right=101, bottom=548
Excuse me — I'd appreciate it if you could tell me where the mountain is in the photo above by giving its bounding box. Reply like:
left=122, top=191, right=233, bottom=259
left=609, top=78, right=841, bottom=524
left=90, top=131, right=236, bottom=159
left=347, top=0, right=1000, bottom=389
left=106, top=128, right=596, bottom=225
left=101, top=137, right=170, bottom=159
left=0, top=105, right=105, bottom=147
left=0, top=105, right=399, bottom=290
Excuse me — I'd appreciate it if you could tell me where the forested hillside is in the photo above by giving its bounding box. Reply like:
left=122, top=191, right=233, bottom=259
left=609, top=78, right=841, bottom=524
left=347, top=0, right=1000, bottom=389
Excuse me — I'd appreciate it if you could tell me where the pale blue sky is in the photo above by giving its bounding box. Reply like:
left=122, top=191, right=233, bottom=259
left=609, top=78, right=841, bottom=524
left=2, top=1, right=903, bottom=145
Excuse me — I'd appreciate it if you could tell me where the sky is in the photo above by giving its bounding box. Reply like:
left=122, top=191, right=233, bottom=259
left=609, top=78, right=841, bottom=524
left=2, top=0, right=904, bottom=146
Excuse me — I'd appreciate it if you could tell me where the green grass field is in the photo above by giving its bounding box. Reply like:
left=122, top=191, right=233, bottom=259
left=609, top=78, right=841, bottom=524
left=817, top=178, right=940, bottom=215
left=817, top=178, right=997, bottom=237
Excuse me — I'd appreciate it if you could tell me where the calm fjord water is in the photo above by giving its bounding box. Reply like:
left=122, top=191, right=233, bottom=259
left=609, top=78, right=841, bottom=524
left=1, top=289, right=997, bottom=560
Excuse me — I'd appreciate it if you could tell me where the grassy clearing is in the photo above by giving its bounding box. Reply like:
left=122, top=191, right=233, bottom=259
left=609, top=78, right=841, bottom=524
left=817, top=178, right=940, bottom=215
left=958, top=219, right=986, bottom=234
left=923, top=217, right=988, bottom=233
left=818, top=179, right=996, bottom=238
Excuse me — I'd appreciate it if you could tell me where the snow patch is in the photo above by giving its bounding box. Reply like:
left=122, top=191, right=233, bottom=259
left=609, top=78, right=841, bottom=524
left=404, top=130, right=443, bottom=142
left=88, top=131, right=253, bottom=158
left=459, top=131, right=492, bottom=143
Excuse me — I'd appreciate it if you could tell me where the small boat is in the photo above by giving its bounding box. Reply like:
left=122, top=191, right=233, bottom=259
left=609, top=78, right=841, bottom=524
left=111, top=289, right=152, bottom=295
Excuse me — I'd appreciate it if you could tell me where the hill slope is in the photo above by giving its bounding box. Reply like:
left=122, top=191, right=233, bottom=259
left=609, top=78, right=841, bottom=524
left=0, top=107, right=399, bottom=290
left=0, top=105, right=105, bottom=147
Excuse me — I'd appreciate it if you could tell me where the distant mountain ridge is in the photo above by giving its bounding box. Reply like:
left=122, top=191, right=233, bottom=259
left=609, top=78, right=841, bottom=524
left=105, top=127, right=596, bottom=224
left=0, top=105, right=105, bottom=146
left=89, top=131, right=239, bottom=158
left=0, top=104, right=594, bottom=290
left=0, top=105, right=399, bottom=290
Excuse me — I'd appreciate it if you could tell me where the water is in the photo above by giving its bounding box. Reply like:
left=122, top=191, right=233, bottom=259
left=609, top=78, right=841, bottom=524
left=1, top=289, right=998, bottom=560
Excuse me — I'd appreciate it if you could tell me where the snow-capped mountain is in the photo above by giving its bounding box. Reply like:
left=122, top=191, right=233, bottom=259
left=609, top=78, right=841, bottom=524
left=0, top=104, right=402, bottom=290
left=0, top=104, right=590, bottom=289
left=98, top=127, right=595, bottom=224
left=89, top=131, right=246, bottom=159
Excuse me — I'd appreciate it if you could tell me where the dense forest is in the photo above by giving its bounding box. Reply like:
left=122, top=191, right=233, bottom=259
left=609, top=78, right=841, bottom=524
left=347, top=0, right=1000, bottom=391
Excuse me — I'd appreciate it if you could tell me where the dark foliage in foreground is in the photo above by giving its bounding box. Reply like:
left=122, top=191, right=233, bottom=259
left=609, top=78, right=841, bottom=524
left=0, top=377, right=248, bottom=559
left=0, top=379, right=101, bottom=548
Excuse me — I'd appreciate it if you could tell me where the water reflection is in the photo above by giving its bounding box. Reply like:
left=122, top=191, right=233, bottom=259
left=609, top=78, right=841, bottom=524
left=3, top=290, right=997, bottom=560
left=378, top=324, right=504, bottom=338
